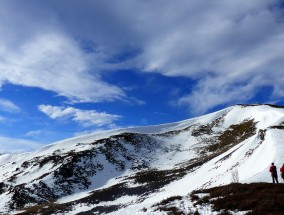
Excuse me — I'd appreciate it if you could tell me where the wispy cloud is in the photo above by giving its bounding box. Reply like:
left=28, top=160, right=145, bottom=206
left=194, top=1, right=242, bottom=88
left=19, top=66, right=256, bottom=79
left=0, top=0, right=283, bottom=114
left=0, top=136, right=43, bottom=153
left=0, top=32, right=124, bottom=103
left=0, top=2, right=125, bottom=103
left=0, top=99, right=21, bottom=113
left=25, top=130, right=54, bottom=138
left=0, top=116, right=6, bottom=122
left=38, top=105, right=121, bottom=127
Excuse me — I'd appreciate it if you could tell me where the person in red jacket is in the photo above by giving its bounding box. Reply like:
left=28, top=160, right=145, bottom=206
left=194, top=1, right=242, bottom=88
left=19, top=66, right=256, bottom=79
left=269, top=163, right=279, bottom=184
left=280, top=164, right=284, bottom=181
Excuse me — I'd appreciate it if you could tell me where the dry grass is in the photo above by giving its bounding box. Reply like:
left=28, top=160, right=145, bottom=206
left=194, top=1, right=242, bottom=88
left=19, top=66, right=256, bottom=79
left=191, top=183, right=284, bottom=215
left=153, top=196, right=186, bottom=215
left=207, top=119, right=257, bottom=153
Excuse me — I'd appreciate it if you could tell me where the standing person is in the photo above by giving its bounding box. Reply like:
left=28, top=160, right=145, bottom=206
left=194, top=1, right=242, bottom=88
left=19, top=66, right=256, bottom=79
left=269, top=163, right=279, bottom=184
left=280, top=164, right=284, bottom=181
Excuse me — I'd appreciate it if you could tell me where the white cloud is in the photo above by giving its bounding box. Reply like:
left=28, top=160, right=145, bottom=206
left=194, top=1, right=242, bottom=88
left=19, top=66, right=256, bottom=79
left=0, top=99, right=21, bottom=113
left=25, top=130, right=53, bottom=138
left=0, top=32, right=124, bottom=103
left=47, top=0, right=284, bottom=113
left=38, top=105, right=121, bottom=127
left=0, top=136, right=43, bottom=153
left=73, top=123, right=123, bottom=136
left=0, top=2, right=125, bottom=103
left=1, top=0, right=284, bottom=113
left=130, top=0, right=284, bottom=113
left=178, top=77, right=256, bottom=114
left=0, top=116, right=6, bottom=122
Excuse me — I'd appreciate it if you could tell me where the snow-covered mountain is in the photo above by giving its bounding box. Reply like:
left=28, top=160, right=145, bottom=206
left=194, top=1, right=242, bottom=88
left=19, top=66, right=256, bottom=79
left=0, top=104, right=284, bottom=214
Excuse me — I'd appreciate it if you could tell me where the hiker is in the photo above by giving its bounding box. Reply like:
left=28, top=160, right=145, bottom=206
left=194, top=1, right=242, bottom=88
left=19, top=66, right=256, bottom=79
left=269, top=163, right=279, bottom=184
left=280, top=164, right=284, bottom=181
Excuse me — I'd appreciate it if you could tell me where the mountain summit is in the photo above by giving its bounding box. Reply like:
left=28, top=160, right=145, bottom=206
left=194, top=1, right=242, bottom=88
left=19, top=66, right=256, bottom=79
left=0, top=104, right=283, bottom=214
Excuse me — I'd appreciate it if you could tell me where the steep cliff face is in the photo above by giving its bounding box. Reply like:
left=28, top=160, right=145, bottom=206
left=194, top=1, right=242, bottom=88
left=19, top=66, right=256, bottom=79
left=0, top=104, right=283, bottom=214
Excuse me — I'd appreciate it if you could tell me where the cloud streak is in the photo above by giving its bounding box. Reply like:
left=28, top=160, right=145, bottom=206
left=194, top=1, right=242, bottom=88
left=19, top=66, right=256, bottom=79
left=0, top=2, right=124, bottom=103
left=38, top=105, right=121, bottom=127
left=0, top=116, right=6, bottom=122
left=0, top=136, right=43, bottom=153
left=0, top=99, right=21, bottom=113
left=1, top=0, right=284, bottom=114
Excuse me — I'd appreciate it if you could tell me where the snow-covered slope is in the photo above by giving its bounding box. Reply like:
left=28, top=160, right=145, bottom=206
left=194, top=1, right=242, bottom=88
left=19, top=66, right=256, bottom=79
left=0, top=104, right=284, bottom=214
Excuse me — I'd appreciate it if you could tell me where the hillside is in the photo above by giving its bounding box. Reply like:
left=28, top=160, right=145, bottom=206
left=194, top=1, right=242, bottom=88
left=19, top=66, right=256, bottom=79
left=0, top=104, right=283, bottom=214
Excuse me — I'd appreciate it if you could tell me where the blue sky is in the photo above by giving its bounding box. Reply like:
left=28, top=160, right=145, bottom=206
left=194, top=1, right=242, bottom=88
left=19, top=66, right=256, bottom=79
left=0, top=0, right=284, bottom=153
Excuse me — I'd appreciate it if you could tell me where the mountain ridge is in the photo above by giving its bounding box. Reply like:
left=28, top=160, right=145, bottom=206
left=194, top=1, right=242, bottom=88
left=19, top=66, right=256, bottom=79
left=0, top=104, right=283, bottom=214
